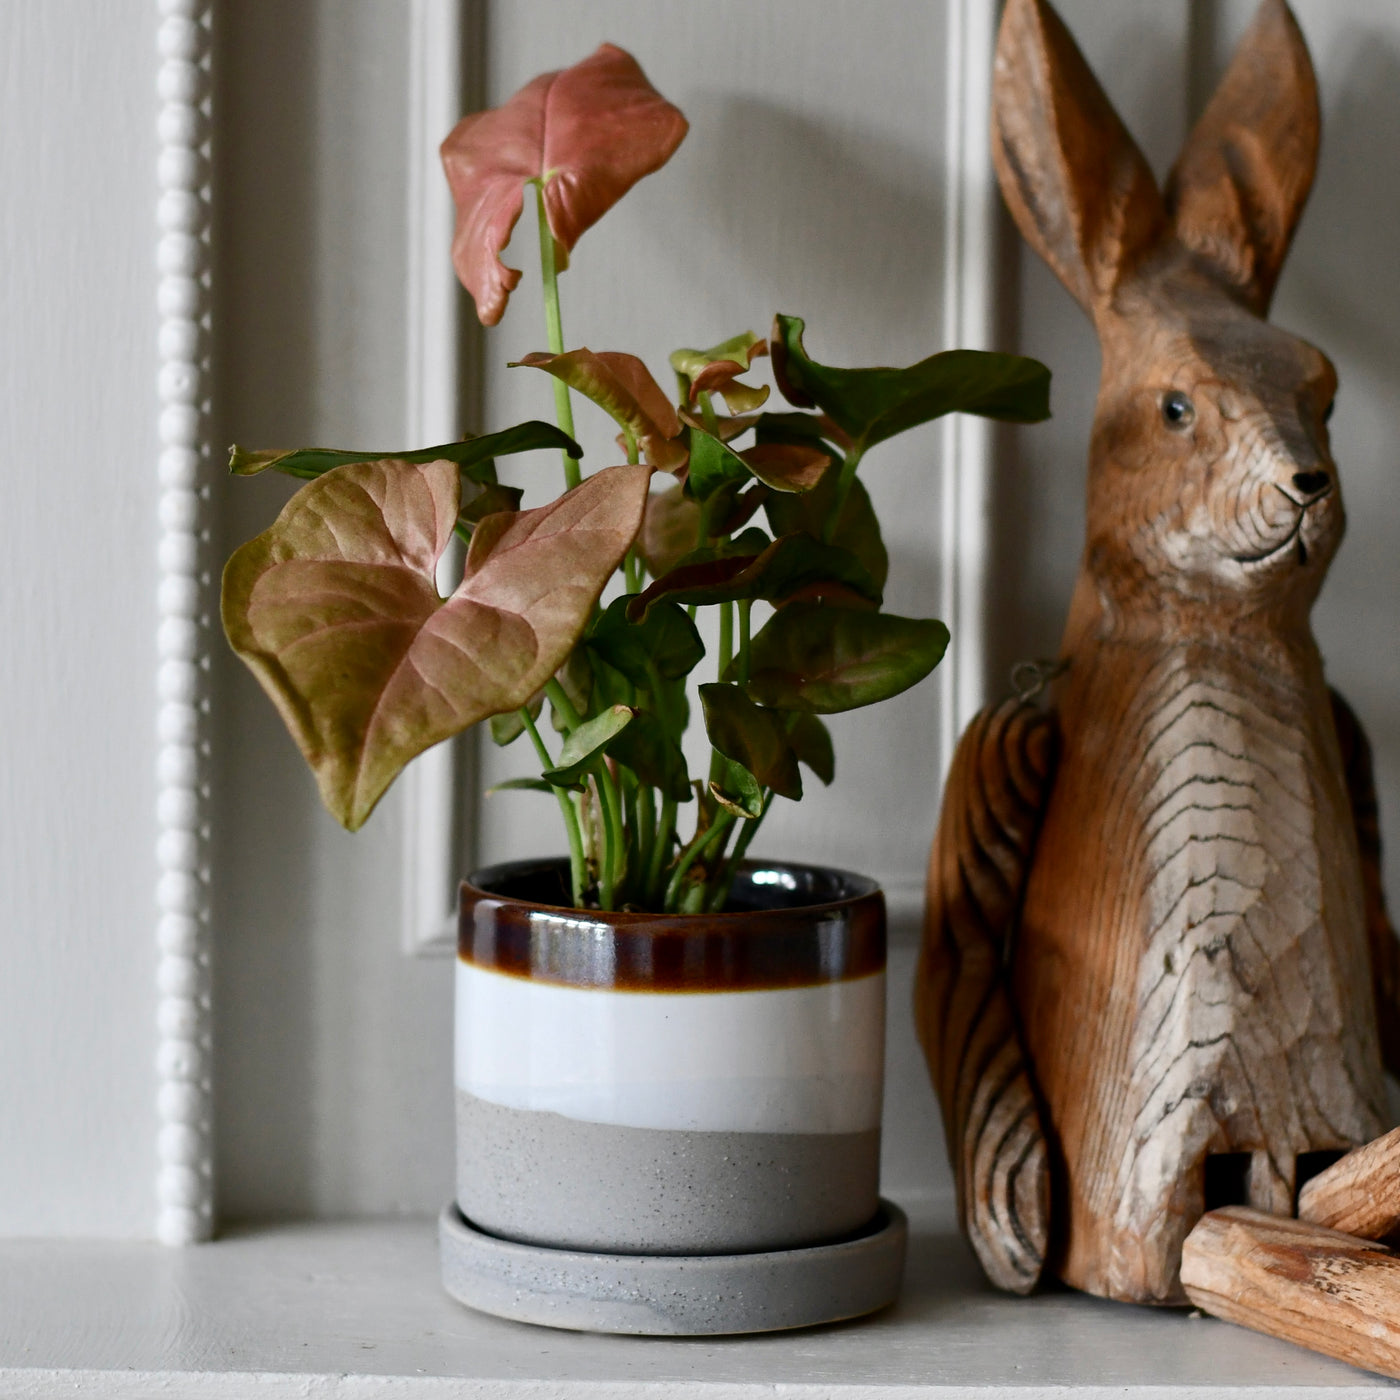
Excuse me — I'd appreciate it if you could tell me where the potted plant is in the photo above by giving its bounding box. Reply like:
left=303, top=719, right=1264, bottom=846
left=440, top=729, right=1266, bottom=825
left=222, top=43, right=1050, bottom=1335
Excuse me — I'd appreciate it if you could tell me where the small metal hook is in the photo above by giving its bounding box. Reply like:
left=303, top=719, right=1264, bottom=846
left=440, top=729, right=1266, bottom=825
left=1010, top=657, right=1069, bottom=705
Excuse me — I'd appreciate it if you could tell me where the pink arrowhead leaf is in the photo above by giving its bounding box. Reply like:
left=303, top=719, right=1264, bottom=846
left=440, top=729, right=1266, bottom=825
left=441, top=43, right=688, bottom=326
left=677, top=407, right=762, bottom=443
left=222, top=459, right=651, bottom=830
left=739, top=442, right=830, bottom=493
left=513, top=348, right=688, bottom=472
left=639, top=481, right=702, bottom=579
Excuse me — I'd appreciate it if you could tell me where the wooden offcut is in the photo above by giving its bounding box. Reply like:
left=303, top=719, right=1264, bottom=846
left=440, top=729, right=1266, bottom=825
left=1298, top=1126, right=1400, bottom=1243
left=919, top=0, right=1400, bottom=1307
left=1181, top=1207, right=1400, bottom=1381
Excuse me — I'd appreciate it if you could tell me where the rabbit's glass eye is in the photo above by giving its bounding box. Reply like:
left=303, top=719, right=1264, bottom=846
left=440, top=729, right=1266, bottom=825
left=1161, top=391, right=1196, bottom=430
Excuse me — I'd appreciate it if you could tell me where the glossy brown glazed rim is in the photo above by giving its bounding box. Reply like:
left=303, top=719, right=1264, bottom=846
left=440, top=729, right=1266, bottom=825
left=459, top=858, right=886, bottom=992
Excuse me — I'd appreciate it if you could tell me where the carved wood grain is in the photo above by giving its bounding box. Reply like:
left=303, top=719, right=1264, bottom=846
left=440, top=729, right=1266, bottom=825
left=1331, top=690, right=1400, bottom=1077
left=1298, top=1126, right=1400, bottom=1243
left=1181, top=1207, right=1400, bottom=1381
left=916, top=699, right=1056, bottom=1295
left=920, top=0, right=1394, bottom=1305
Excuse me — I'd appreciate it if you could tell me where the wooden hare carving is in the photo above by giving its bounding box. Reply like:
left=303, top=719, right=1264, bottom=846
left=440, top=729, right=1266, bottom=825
left=916, top=0, right=1400, bottom=1306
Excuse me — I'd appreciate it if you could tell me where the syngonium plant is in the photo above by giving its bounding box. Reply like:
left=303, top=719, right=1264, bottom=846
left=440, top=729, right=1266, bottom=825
left=222, top=43, right=1051, bottom=914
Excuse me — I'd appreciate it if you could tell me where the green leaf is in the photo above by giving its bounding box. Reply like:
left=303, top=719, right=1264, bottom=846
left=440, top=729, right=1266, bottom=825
left=709, top=757, right=765, bottom=819
left=489, top=690, right=543, bottom=746
left=486, top=777, right=557, bottom=795
left=670, top=332, right=770, bottom=415
left=459, top=481, right=524, bottom=533
left=765, top=463, right=888, bottom=591
left=630, top=532, right=880, bottom=619
left=754, top=411, right=840, bottom=453
left=789, top=712, right=835, bottom=785
left=549, top=648, right=594, bottom=734
left=221, top=460, right=650, bottom=830
left=543, top=705, right=634, bottom=789
left=588, top=595, right=704, bottom=687
left=744, top=603, right=949, bottom=714
left=770, top=314, right=1051, bottom=452
left=700, top=684, right=802, bottom=801
left=606, top=710, right=691, bottom=802
left=229, top=421, right=582, bottom=480
left=670, top=331, right=765, bottom=384
left=686, top=427, right=753, bottom=502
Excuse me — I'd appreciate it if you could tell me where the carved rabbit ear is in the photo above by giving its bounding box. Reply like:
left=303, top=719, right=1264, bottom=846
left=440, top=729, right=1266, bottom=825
left=991, top=0, right=1165, bottom=320
left=1166, top=0, right=1319, bottom=313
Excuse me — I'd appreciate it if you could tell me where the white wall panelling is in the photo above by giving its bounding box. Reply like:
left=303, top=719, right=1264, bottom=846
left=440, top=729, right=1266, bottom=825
left=153, top=0, right=216, bottom=1248
left=401, top=0, right=473, bottom=960
left=937, top=0, right=1000, bottom=780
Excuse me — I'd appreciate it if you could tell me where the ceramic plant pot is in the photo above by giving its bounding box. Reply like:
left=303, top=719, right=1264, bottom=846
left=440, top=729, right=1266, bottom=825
left=455, top=857, right=886, bottom=1251
left=442, top=857, right=907, bottom=1334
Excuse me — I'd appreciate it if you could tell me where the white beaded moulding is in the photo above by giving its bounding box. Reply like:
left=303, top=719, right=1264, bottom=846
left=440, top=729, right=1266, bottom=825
left=154, top=0, right=215, bottom=1247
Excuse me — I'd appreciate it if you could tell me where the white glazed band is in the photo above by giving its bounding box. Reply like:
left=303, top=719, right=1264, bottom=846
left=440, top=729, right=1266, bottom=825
left=455, top=961, right=886, bottom=1135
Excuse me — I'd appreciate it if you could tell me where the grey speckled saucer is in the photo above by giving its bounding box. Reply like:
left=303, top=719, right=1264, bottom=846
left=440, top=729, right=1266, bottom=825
left=439, top=1198, right=908, bottom=1336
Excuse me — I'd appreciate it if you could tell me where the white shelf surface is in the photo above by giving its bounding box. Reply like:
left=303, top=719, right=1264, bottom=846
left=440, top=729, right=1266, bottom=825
left=2, top=1197, right=1393, bottom=1398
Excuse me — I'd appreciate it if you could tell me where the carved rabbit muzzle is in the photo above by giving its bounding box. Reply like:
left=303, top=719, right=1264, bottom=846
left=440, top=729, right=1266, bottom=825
left=1087, top=274, right=1343, bottom=616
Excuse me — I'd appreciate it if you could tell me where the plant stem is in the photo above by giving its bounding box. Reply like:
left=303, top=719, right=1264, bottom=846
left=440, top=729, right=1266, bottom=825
left=708, top=791, right=771, bottom=912
left=823, top=443, right=865, bottom=543
left=698, top=389, right=720, bottom=438
left=635, top=782, right=655, bottom=899
left=543, top=676, right=582, bottom=732
left=664, top=810, right=735, bottom=912
left=535, top=182, right=580, bottom=491
left=594, top=759, right=625, bottom=909
left=646, top=795, right=677, bottom=906
left=522, top=706, right=586, bottom=905
left=736, top=600, right=752, bottom=686
left=707, top=601, right=735, bottom=790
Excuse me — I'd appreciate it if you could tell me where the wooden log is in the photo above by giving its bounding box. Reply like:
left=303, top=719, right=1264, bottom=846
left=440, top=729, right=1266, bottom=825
left=1298, top=1126, right=1400, bottom=1242
left=1181, top=1207, right=1400, bottom=1381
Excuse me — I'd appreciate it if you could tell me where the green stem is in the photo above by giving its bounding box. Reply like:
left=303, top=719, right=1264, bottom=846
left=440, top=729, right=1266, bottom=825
left=635, top=782, right=656, bottom=901
left=736, top=600, right=752, bottom=686
left=522, top=707, right=586, bottom=905
left=698, top=389, right=720, bottom=438
left=708, top=792, right=771, bottom=912
left=645, top=795, right=677, bottom=906
left=664, top=810, right=736, bottom=912
left=543, top=676, right=582, bottom=732
left=823, top=443, right=865, bottom=543
left=535, top=182, right=580, bottom=491
left=594, top=759, right=625, bottom=910
left=707, top=601, right=735, bottom=791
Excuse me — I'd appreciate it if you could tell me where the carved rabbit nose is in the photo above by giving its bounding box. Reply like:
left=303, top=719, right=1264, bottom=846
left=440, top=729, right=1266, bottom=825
left=1292, top=470, right=1330, bottom=499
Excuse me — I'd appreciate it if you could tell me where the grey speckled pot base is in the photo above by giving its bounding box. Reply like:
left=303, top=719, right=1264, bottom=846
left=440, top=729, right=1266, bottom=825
left=456, top=1090, right=880, bottom=1254
left=438, top=1197, right=908, bottom=1336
